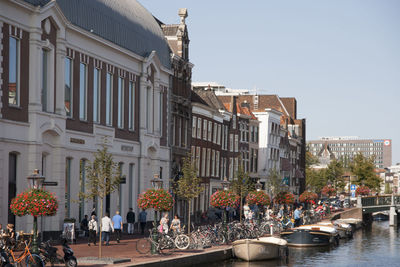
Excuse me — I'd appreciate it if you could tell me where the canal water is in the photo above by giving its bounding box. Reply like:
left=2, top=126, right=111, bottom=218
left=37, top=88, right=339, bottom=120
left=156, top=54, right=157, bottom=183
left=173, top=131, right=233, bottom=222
left=196, top=221, right=400, bottom=267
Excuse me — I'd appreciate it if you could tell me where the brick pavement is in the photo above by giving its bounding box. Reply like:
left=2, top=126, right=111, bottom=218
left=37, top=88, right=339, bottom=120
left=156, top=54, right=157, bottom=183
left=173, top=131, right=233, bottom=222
left=54, top=233, right=231, bottom=266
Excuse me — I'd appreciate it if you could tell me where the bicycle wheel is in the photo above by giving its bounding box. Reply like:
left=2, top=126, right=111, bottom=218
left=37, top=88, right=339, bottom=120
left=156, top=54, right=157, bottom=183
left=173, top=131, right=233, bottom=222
left=65, top=256, right=77, bottom=267
left=136, top=238, right=151, bottom=254
left=26, top=254, right=44, bottom=267
left=174, top=234, right=189, bottom=250
left=215, top=232, right=226, bottom=245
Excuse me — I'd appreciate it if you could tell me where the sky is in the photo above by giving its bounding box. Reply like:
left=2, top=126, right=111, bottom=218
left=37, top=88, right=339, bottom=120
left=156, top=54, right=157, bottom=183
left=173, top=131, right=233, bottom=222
left=141, top=0, right=400, bottom=165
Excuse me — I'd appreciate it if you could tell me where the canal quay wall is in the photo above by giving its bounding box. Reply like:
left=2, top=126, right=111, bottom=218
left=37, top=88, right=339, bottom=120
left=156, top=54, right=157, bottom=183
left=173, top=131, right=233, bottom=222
left=126, top=247, right=233, bottom=267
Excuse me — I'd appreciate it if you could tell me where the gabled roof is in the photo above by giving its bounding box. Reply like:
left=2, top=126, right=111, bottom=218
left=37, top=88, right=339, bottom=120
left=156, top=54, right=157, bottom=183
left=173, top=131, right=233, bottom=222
left=23, top=0, right=171, bottom=68
left=191, top=91, right=209, bottom=106
left=193, top=89, right=226, bottom=111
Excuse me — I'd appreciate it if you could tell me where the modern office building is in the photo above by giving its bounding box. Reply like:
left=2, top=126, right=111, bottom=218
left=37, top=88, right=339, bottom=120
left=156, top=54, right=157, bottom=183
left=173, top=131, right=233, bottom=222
left=308, top=137, right=392, bottom=169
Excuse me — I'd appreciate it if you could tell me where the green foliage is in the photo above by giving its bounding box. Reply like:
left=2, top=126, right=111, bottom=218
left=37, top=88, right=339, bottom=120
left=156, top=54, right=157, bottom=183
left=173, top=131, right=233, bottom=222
left=384, top=183, right=392, bottom=194
left=326, top=159, right=345, bottom=191
left=231, top=164, right=253, bottom=196
left=306, top=168, right=327, bottom=194
left=349, top=153, right=381, bottom=192
left=306, top=151, right=319, bottom=168
left=81, top=144, right=121, bottom=201
left=173, top=155, right=204, bottom=201
left=267, top=168, right=283, bottom=197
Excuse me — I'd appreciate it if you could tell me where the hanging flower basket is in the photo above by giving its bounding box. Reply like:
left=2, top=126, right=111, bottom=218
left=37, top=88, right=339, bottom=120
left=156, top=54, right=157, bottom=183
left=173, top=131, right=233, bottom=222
left=246, top=191, right=271, bottom=206
left=356, top=185, right=370, bottom=196
left=321, top=185, right=337, bottom=197
left=299, top=191, right=318, bottom=204
left=210, top=190, right=240, bottom=209
left=10, top=189, right=58, bottom=217
left=137, top=188, right=174, bottom=211
left=274, top=191, right=295, bottom=205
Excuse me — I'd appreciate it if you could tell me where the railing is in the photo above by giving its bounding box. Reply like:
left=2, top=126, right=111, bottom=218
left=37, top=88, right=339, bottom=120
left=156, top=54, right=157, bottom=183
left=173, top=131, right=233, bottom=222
left=361, top=195, right=400, bottom=207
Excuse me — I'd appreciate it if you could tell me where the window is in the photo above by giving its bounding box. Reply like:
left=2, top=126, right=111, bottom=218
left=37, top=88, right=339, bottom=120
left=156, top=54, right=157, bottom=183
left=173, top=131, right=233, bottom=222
left=196, top=147, right=201, bottom=176
left=255, top=126, right=259, bottom=143
left=232, top=115, right=236, bottom=129
left=235, top=157, right=239, bottom=178
left=217, top=124, right=221, bottom=145
left=225, top=126, right=228, bottom=149
left=235, top=135, right=239, bottom=152
left=230, top=134, right=233, bottom=152
left=216, top=151, right=220, bottom=178
left=128, top=164, right=135, bottom=212
left=208, top=121, right=212, bottom=141
left=106, top=73, right=113, bottom=125
left=146, top=86, right=153, bottom=132
left=221, top=125, right=225, bottom=149
left=117, top=77, right=124, bottom=128
left=206, top=148, right=211, bottom=176
left=65, top=158, right=72, bottom=218
left=118, top=163, right=124, bottom=212
left=178, top=117, right=182, bottom=146
left=8, top=153, right=17, bottom=224
left=229, top=158, right=233, bottom=179
left=183, top=119, right=187, bottom=147
left=203, top=119, right=207, bottom=140
left=159, top=91, right=163, bottom=135
left=202, top=148, right=206, bottom=177
left=65, top=58, right=72, bottom=117
left=8, top=37, right=19, bottom=106
left=128, top=81, right=135, bottom=130
left=191, top=146, right=195, bottom=163
left=211, top=150, right=215, bottom=176
left=197, top=118, right=202, bottom=139
left=93, top=68, right=101, bottom=123
left=42, top=49, right=49, bottom=111
left=213, top=122, right=217, bottom=143
left=192, top=116, right=197, bottom=138
left=79, top=63, right=87, bottom=120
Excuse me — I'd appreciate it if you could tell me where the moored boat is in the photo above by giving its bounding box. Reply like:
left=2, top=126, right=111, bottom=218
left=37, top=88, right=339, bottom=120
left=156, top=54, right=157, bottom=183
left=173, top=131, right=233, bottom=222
left=232, top=236, right=288, bottom=261
left=372, top=211, right=389, bottom=221
left=280, top=225, right=339, bottom=247
left=317, top=221, right=353, bottom=239
left=335, top=218, right=363, bottom=231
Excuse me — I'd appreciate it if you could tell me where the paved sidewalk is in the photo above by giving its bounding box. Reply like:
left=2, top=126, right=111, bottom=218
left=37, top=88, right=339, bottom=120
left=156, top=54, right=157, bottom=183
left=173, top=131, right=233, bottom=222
left=55, top=234, right=231, bottom=266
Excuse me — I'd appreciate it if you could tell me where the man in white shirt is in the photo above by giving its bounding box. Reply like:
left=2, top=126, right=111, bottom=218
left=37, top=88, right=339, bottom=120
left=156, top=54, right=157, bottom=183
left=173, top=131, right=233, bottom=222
left=101, top=212, right=114, bottom=246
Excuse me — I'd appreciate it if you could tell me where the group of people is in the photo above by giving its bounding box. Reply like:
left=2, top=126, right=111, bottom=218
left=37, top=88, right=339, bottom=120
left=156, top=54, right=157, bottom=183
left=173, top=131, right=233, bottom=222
left=158, top=213, right=181, bottom=234
left=80, top=208, right=148, bottom=246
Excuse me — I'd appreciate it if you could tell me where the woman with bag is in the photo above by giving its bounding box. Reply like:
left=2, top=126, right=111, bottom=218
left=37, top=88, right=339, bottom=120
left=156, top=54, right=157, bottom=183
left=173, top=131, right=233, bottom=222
left=88, top=215, right=98, bottom=246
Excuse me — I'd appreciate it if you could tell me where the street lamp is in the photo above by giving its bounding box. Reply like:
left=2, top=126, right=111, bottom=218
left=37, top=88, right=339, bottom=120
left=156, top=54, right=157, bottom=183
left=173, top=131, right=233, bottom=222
left=255, top=179, right=262, bottom=192
left=151, top=174, right=163, bottom=190
left=150, top=173, right=163, bottom=255
left=221, top=177, right=231, bottom=191
left=27, top=169, right=45, bottom=254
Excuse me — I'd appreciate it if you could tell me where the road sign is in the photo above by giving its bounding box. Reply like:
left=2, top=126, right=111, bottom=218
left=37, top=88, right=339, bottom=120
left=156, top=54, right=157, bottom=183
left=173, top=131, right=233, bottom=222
left=351, top=184, right=356, bottom=191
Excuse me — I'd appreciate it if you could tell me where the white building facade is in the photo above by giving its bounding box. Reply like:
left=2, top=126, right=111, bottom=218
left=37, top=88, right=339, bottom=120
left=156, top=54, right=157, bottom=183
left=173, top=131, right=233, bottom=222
left=0, top=0, right=172, bottom=235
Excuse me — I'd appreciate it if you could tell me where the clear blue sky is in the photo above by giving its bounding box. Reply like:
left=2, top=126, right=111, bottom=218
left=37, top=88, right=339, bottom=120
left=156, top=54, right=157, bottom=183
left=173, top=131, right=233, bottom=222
left=141, top=0, right=400, bottom=165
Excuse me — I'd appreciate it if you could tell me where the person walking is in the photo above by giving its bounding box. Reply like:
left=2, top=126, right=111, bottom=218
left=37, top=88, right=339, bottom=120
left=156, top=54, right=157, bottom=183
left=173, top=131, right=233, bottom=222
left=159, top=213, right=169, bottom=234
left=101, top=212, right=114, bottom=246
left=139, top=209, right=147, bottom=235
left=294, top=205, right=303, bottom=227
left=126, top=208, right=135, bottom=234
left=112, top=211, right=123, bottom=243
left=80, top=215, right=89, bottom=237
left=88, top=215, right=98, bottom=246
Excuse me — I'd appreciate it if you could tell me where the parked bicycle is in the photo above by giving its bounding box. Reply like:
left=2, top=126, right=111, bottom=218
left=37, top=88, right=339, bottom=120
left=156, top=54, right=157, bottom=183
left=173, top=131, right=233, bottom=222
left=136, top=227, right=190, bottom=254
left=6, top=240, right=44, bottom=267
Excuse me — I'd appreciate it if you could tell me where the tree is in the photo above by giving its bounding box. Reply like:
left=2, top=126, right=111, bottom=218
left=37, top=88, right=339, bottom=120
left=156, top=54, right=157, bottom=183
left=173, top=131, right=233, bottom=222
left=326, top=159, right=345, bottom=191
left=80, top=144, right=121, bottom=258
left=349, top=153, right=381, bottom=192
left=306, top=151, right=319, bottom=168
left=172, top=155, right=203, bottom=234
left=306, top=168, right=327, bottom=194
left=267, top=168, right=283, bottom=198
left=231, top=164, right=254, bottom=223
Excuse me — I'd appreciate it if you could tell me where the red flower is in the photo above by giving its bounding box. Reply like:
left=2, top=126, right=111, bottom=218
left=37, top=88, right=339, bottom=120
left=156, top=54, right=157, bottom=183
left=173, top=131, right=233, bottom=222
left=210, top=191, right=240, bottom=209
left=137, top=189, right=173, bottom=211
left=299, top=191, right=318, bottom=203
left=10, top=189, right=58, bottom=217
left=246, top=191, right=271, bottom=206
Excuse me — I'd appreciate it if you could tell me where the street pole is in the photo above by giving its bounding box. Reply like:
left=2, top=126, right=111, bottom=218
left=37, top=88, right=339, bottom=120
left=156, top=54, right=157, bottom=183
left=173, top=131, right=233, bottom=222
left=32, top=216, right=39, bottom=254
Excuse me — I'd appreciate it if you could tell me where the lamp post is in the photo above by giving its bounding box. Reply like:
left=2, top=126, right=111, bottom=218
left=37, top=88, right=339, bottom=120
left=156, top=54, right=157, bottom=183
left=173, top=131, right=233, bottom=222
left=221, top=177, right=231, bottom=226
left=27, top=169, right=45, bottom=254
left=254, top=179, right=263, bottom=222
left=150, top=174, right=163, bottom=254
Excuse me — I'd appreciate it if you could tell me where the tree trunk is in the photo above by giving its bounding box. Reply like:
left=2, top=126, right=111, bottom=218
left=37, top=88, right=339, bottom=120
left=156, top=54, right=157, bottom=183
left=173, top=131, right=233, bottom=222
left=187, top=199, right=191, bottom=235
left=239, top=190, right=243, bottom=223
left=99, top=197, right=103, bottom=258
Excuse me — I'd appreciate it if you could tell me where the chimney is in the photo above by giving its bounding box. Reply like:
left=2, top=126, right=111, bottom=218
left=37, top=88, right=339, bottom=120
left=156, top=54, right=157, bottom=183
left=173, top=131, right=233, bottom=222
left=178, top=8, right=188, bottom=25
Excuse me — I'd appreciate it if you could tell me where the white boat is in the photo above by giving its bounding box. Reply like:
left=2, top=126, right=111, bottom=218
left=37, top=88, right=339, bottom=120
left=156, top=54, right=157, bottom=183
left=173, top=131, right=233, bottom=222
left=317, top=221, right=353, bottom=239
left=335, top=218, right=363, bottom=231
left=232, top=236, right=288, bottom=261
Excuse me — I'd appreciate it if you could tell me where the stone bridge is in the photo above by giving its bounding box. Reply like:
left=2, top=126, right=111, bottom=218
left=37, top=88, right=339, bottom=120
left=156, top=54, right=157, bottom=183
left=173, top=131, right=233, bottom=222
left=358, top=194, right=400, bottom=226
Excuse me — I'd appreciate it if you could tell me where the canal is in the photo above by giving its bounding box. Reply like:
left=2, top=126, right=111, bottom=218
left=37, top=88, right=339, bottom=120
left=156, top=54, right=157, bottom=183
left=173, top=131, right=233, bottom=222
left=196, top=221, right=400, bottom=267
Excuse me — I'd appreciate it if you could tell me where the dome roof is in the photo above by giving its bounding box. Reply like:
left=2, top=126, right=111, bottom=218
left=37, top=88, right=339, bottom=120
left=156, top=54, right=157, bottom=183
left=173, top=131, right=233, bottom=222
left=25, top=0, right=171, bottom=68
